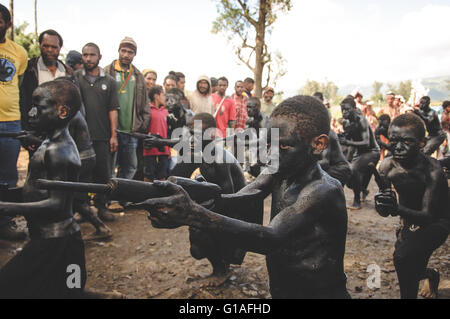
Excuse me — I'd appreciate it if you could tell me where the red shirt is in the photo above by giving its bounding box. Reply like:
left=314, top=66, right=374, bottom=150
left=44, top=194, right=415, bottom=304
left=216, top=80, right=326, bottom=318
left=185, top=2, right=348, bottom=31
left=144, top=103, right=170, bottom=156
left=233, top=93, right=248, bottom=132
left=212, top=93, right=236, bottom=138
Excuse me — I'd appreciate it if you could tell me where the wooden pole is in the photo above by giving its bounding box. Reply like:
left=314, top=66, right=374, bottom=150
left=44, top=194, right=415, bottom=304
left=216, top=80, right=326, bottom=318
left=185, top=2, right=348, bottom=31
left=9, top=0, right=14, bottom=40
left=34, top=0, right=38, bottom=37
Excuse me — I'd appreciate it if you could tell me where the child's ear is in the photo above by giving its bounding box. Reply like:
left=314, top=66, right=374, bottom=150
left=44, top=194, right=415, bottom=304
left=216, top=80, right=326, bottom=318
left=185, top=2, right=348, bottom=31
left=57, top=105, right=69, bottom=120
left=311, top=134, right=329, bottom=155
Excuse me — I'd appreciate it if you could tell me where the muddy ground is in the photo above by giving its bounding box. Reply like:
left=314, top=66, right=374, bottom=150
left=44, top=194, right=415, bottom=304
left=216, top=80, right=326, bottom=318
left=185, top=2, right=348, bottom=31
left=0, top=149, right=449, bottom=299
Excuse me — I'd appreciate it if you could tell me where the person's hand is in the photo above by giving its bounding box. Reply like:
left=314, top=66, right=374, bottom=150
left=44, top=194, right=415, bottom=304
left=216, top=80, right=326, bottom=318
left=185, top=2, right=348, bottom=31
left=338, top=135, right=348, bottom=146
left=143, top=135, right=163, bottom=150
left=131, top=181, right=196, bottom=229
left=110, top=136, right=118, bottom=153
left=17, top=132, right=42, bottom=151
left=167, top=113, right=178, bottom=127
left=375, top=189, right=398, bottom=217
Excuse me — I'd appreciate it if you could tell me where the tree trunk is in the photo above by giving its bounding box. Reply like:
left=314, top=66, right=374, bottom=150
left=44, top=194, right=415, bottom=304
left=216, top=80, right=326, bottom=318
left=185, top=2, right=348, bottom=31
left=9, top=0, right=14, bottom=40
left=34, top=0, right=38, bottom=37
left=253, top=0, right=267, bottom=98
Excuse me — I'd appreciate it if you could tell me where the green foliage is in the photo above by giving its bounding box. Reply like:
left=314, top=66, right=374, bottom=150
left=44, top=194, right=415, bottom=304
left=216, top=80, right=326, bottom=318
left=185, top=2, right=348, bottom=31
left=397, top=80, right=412, bottom=101
left=7, top=22, right=39, bottom=58
left=372, top=81, right=383, bottom=95
left=211, top=0, right=292, bottom=97
left=386, top=83, right=396, bottom=93
left=212, top=0, right=292, bottom=36
left=333, top=95, right=345, bottom=107
left=299, top=79, right=339, bottom=102
left=273, top=90, right=284, bottom=105
left=371, top=93, right=384, bottom=105
left=385, top=80, right=412, bottom=101
left=370, top=81, right=384, bottom=104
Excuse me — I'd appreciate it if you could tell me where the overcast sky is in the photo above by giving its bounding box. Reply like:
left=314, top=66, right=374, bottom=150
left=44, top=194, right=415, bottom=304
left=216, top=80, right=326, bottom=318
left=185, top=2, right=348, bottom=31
left=7, top=0, right=450, bottom=94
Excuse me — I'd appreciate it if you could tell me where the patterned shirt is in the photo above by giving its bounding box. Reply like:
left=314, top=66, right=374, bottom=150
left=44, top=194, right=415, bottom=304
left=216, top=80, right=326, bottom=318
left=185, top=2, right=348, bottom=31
left=0, top=39, right=28, bottom=121
left=233, top=93, right=248, bottom=132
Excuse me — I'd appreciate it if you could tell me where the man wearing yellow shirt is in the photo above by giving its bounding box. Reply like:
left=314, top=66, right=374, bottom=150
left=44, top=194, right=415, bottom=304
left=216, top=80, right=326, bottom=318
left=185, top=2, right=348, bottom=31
left=0, top=5, right=28, bottom=241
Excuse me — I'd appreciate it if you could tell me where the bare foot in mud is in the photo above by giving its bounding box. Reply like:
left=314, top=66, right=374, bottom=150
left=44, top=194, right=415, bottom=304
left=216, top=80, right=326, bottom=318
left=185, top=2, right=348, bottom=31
left=84, top=226, right=113, bottom=241
left=361, top=190, right=370, bottom=202
left=199, top=271, right=232, bottom=288
left=197, top=263, right=233, bottom=288
left=84, top=288, right=126, bottom=299
left=347, top=201, right=362, bottom=210
left=419, top=269, right=440, bottom=299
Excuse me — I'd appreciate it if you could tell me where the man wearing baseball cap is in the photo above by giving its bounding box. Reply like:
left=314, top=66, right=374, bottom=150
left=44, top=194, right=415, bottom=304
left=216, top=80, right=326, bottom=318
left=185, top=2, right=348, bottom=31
left=260, top=86, right=276, bottom=115
left=104, top=37, right=150, bottom=183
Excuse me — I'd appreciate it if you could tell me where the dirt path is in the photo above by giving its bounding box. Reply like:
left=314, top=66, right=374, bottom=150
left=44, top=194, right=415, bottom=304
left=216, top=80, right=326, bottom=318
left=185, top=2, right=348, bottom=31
left=0, top=150, right=449, bottom=299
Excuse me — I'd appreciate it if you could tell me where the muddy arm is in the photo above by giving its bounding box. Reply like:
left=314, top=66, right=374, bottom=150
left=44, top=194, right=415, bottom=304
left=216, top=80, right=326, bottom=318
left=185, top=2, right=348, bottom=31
left=0, top=184, right=23, bottom=203
left=135, top=181, right=325, bottom=255
left=342, top=119, right=371, bottom=148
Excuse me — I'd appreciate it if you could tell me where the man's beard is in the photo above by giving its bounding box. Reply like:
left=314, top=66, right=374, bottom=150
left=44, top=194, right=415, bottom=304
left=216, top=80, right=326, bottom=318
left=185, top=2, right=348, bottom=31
left=42, top=54, right=58, bottom=65
left=85, top=62, right=99, bottom=72
left=119, top=58, right=131, bottom=67
left=0, top=29, right=7, bottom=41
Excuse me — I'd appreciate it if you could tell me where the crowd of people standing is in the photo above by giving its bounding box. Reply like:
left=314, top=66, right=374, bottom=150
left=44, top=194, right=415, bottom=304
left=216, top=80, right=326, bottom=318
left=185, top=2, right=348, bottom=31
left=0, top=19, right=279, bottom=239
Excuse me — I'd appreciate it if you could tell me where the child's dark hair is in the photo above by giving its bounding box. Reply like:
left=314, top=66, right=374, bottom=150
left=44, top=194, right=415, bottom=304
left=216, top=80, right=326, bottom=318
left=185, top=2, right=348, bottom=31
left=190, top=112, right=216, bottom=129
left=341, top=96, right=356, bottom=109
left=41, top=79, right=81, bottom=119
left=248, top=97, right=261, bottom=110
left=167, top=87, right=186, bottom=100
left=378, top=114, right=391, bottom=124
left=313, top=92, right=324, bottom=102
left=149, top=85, right=164, bottom=102
left=271, top=95, right=330, bottom=142
left=390, top=113, right=426, bottom=140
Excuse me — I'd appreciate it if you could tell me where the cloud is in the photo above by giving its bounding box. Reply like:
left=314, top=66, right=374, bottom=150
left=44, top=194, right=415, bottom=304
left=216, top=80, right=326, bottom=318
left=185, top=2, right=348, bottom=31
left=272, top=1, right=450, bottom=92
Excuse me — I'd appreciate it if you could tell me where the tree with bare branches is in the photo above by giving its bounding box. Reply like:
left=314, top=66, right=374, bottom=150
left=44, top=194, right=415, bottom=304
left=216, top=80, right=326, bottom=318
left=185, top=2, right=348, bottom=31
left=212, top=0, right=292, bottom=98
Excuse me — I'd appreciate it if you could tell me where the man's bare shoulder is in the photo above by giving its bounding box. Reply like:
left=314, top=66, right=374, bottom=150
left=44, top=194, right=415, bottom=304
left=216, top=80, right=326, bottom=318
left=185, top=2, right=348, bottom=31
left=425, top=156, right=447, bottom=181
left=301, top=172, right=345, bottom=207
left=379, top=157, right=395, bottom=174
left=44, top=140, right=81, bottom=168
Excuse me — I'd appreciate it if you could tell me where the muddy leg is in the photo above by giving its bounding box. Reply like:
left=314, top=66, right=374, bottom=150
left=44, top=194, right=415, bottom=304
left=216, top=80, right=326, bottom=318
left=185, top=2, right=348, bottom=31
left=348, top=172, right=362, bottom=210
left=419, top=268, right=440, bottom=299
left=75, top=202, right=112, bottom=240
left=199, top=257, right=232, bottom=288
